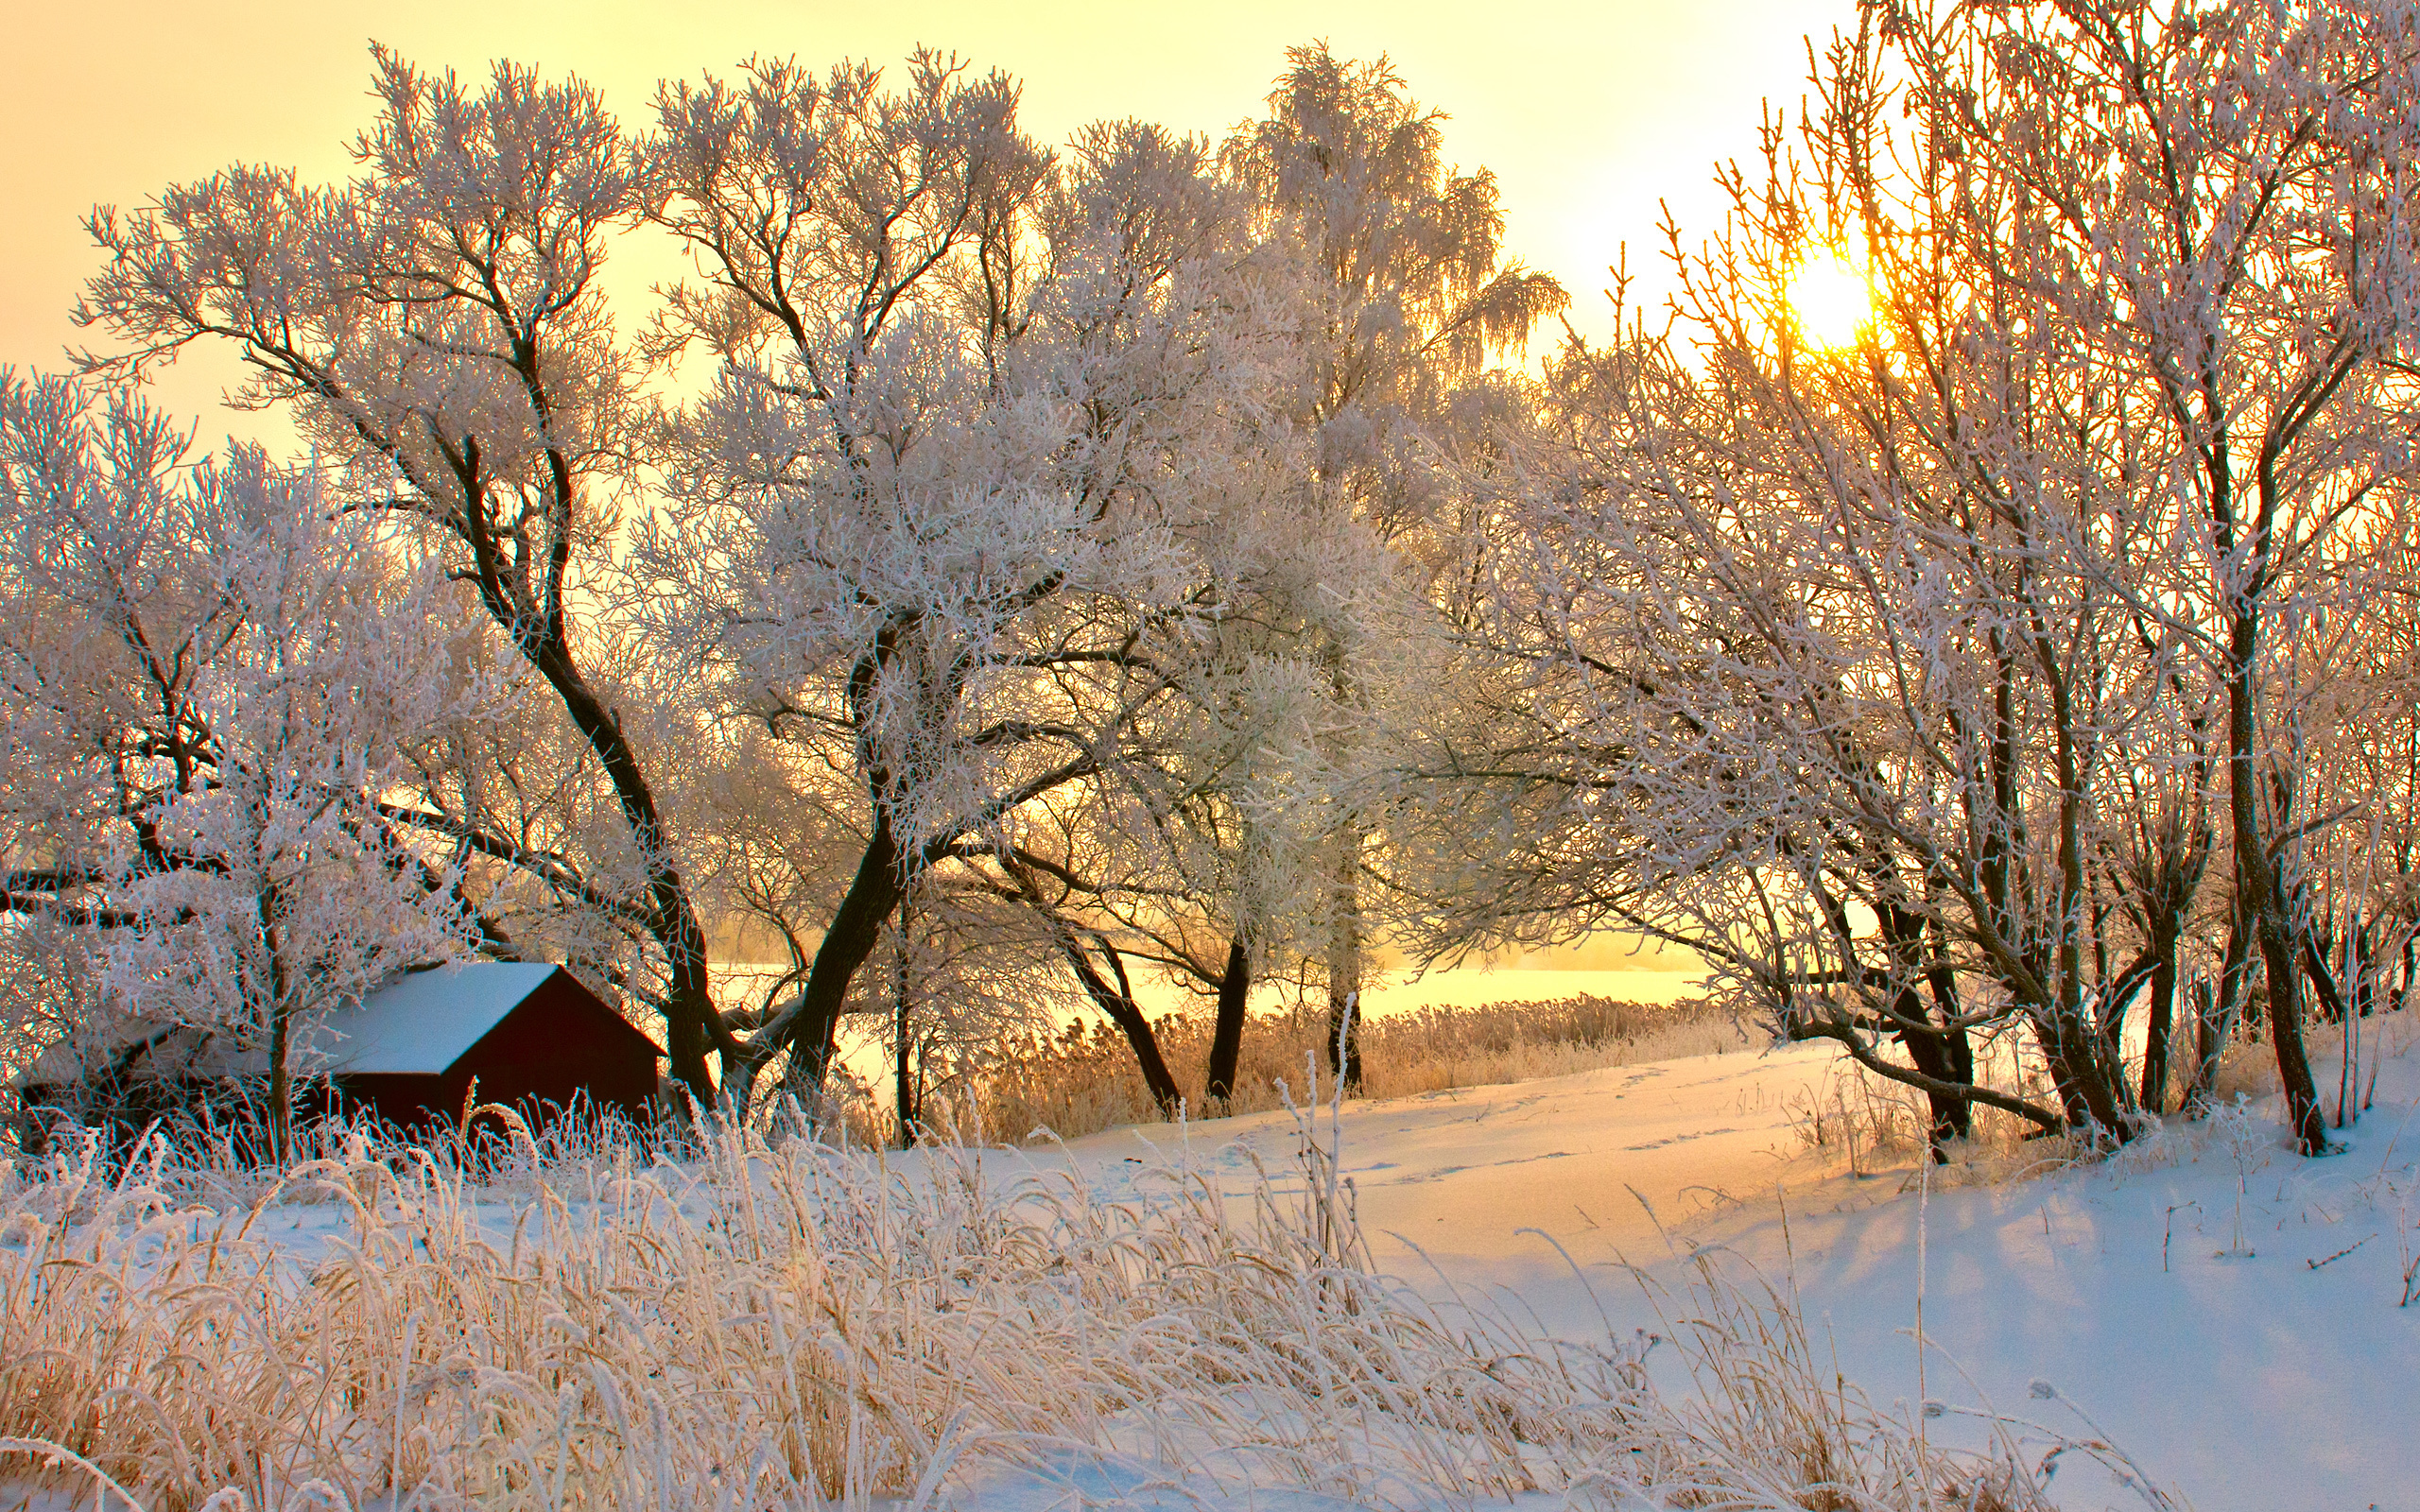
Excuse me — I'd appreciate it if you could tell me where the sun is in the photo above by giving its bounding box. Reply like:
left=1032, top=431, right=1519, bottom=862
left=1785, top=253, right=1876, bottom=350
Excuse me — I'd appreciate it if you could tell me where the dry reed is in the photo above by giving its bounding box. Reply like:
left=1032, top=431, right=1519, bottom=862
left=1772, top=1007, right=2420, bottom=1197
left=0, top=1088, right=2166, bottom=1512
left=963, top=994, right=1749, bottom=1144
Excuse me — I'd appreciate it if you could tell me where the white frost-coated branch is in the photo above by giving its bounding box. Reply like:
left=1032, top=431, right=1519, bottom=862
left=0, top=370, right=499, bottom=1143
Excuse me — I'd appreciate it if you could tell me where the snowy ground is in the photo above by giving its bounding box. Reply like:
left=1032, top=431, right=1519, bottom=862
left=1000, top=1035, right=2420, bottom=1512
left=11, top=1029, right=2411, bottom=1510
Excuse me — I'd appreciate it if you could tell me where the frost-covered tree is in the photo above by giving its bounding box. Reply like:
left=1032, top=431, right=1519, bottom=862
left=1873, top=0, right=2420, bottom=1152
left=2258, top=544, right=2420, bottom=1123
left=634, top=58, right=1295, bottom=1110
left=55, top=42, right=1519, bottom=1122
left=1439, top=0, right=2420, bottom=1155
left=64, top=51, right=731, bottom=1101
left=1216, top=45, right=1566, bottom=1086
left=0, top=373, right=486, bottom=1155
left=969, top=617, right=1340, bottom=1111
left=684, top=727, right=1076, bottom=1136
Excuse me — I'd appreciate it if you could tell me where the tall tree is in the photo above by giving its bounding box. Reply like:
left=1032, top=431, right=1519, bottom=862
left=1223, top=44, right=1565, bottom=1084
left=1431, top=0, right=2420, bottom=1156
left=0, top=373, right=486, bottom=1156
left=66, top=52, right=731, bottom=1101
left=1879, top=0, right=2420, bottom=1153
left=634, top=60, right=1281, bottom=1110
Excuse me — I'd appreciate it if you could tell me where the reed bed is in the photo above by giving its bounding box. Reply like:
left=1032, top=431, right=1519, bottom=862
left=0, top=1094, right=2149, bottom=1512
left=964, top=994, right=1749, bottom=1144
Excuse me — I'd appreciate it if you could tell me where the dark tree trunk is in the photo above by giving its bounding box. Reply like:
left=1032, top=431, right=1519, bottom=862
left=1205, top=934, right=1251, bottom=1107
left=2043, top=643, right=2134, bottom=1144
left=1324, top=822, right=1364, bottom=1092
left=2140, top=919, right=2180, bottom=1115
left=757, top=815, right=906, bottom=1114
left=2302, top=936, right=2352, bottom=1025
left=2215, top=470, right=2326, bottom=1151
left=1932, top=985, right=1977, bottom=1087
left=529, top=642, right=718, bottom=1106
left=2185, top=901, right=2255, bottom=1118
left=2255, top=911, right=2325, bottom=1150
left=257, top=876, right=295, bottom=1164
left=2353, top=925, right=2377, bottom=1020
left=1925, top=932, right=1978, bottom=1098
left=893, top=891, right=915, bottom=1148
left=2183, top=978, right=2220, bottom=1120
left=2041, top=1052, right=2092, bottom=1130
left=996, top=854, right=1184, bottom=1118
left=2030, top=1002, right=2131, bottom=1140
left=1323, top=988, right=1363, bottom=1093
left=1881, top=909, right=1967, bottom=1158
left=1894, top=1001, right=1967, bottom=1160
left=1055, top=933, right=1184, bottom=1117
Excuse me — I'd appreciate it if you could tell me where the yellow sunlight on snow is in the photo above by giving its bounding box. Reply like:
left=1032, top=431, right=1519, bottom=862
left=1785, top=252, right=1875, bottom=350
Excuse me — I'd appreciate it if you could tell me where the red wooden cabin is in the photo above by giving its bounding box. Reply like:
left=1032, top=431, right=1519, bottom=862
left=322, top=962, right=663, bottom=1131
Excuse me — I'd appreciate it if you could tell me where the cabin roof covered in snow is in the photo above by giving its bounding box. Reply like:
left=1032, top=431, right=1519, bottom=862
left=311, top=961, right=572, bottom=1074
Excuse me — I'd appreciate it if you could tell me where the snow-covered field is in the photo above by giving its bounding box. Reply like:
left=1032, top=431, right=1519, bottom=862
left=5, top=1027, right=2412, bottom=1510
left=1018, top=1034, right=2420, bottom=1512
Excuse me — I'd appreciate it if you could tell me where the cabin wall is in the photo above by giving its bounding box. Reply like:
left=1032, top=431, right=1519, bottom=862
left=334, top=973, right=660, bottom=1133
left=330, top=1074, right=453, bottom=1133
left=458, top=971, right=660, bottom=1120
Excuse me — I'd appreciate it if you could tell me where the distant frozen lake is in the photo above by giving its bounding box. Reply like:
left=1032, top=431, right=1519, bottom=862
left=1356, top=965, right=1698, bottom=1013
left=1104, top=963, right=1705, bottom=1024
left=714, top=960, right=1703, bottom=1033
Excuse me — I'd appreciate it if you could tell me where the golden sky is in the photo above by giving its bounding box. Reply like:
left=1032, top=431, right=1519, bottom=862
left=1, top=0, right=1851, bottom=445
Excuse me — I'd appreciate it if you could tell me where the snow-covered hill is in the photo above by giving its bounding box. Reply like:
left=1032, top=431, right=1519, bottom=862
left=1027, top=1031, right=2420, bottom=1512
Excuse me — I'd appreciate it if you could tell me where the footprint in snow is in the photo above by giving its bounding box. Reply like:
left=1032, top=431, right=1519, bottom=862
left=1384, top=1151, right=1575, bottom=1184
left=1625, top=1126, right=1742, bottom=1152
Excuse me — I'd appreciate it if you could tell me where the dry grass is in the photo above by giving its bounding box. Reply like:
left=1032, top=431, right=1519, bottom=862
left=1775, top=1007, right=2420, bottom=1195
left=2209, top=1005, right=2420, bottom=1112
left=1780, top=1069, right=2095, bottom=1193
left=963, top=994, right=1749, bottom=1144
left=0, top=1094, right=2161, bottom=1512
left=1773, top=1031, right=2095, bottom=1191
left=1611, top=1246, right=2182, bottom=1512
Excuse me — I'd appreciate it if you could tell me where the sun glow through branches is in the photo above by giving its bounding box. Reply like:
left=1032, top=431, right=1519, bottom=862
left=1785, top=253, right=1874, bottom=350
